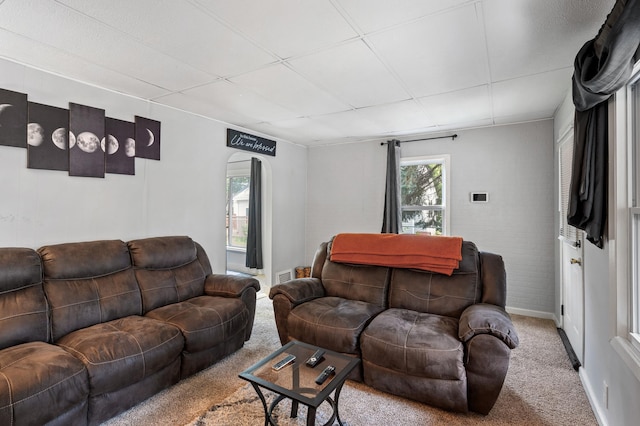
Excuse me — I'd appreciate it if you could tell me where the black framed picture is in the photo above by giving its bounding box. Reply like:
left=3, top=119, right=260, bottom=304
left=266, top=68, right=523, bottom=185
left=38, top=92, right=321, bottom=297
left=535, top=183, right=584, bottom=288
left=69, top=102, right=105, bottom=178
left=135, top=115, right=160, bottom=160
left=27, top=102, right=69, bottom=171
left=105, top=117, right=135, bottom=175
left=0, top=88, right=28, bottom=148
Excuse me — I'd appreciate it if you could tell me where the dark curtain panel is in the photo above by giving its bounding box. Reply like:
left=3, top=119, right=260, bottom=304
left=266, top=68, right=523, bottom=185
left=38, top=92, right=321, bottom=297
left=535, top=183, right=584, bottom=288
left=381, top=139, right=401, bottom=233
left=246, top=157, right=263, bottom=269
left=569, top=0, right=640, bottom=248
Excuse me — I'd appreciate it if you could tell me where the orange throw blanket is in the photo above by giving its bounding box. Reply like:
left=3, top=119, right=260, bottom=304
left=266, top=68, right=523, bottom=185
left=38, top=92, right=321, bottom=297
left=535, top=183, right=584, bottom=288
left=330, top=233, right=463, bottom=275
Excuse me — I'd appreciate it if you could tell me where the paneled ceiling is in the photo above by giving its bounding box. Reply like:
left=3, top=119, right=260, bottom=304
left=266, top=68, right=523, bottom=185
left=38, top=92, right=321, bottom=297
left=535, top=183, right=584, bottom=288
left=0, top=0, right=615, bottom=146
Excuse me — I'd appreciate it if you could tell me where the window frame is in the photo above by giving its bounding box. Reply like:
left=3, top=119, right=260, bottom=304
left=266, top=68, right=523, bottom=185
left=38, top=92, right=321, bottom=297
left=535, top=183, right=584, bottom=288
left=611, top=61, right=640, bottom=381
left=399, top=154, right=451, bottom=236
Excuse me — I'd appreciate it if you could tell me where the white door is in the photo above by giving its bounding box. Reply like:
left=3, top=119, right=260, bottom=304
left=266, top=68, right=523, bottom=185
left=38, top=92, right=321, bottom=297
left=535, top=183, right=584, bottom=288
left=558, top=128, right=584, bottom=365
left=561, top=234, right=584, bottom=364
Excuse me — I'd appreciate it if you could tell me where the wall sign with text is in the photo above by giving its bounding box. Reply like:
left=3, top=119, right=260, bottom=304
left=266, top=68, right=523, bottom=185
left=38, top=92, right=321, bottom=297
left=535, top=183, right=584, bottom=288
left=227, top=129, right=276, bottom=157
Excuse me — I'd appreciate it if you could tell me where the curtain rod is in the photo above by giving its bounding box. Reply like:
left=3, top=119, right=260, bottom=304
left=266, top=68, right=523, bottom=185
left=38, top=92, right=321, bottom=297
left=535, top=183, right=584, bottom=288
left=380, top=134, right=458, bottom=145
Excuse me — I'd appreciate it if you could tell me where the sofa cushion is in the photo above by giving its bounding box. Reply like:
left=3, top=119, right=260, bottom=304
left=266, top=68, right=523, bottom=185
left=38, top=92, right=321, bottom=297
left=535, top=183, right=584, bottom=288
left=321, top=259, right=390, bottom=308
left=388, top=241, right=481, bottom=318
left=146, top=295, right=248, bottom=353
left=39, top=240, right=143, bottom=341
left=128, top=237, right=208, bottom=312
left=288, top=297, right=385, bottom=354
left=56, top=316, right=183, bottom=396
left=361, top=309, right=465, bottom=380
left=0, top=341, right=88, bottom=425
left=0, top=248, right=49, bottom=350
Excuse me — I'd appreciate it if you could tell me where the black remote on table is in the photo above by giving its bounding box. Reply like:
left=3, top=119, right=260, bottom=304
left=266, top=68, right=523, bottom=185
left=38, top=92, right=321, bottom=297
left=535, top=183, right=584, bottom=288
left=272, top=354, right=296, bottom=371
left=306, top=349, right=325, bottom=367
left=315, top=365, right=336, bottom=385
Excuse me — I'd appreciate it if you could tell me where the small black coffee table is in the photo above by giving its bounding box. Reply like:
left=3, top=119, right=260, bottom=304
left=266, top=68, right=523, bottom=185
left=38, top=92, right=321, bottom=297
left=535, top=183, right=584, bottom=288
left=239, top=341, right=360, bottom=426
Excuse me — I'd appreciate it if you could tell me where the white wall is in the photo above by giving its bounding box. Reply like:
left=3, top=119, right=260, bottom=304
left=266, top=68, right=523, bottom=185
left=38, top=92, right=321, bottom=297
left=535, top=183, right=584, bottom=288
left=0, top=58, right=308, bottom=287
left=306, top=120, right=556, bottom=314
left=553, top=92, right=640, bottom=426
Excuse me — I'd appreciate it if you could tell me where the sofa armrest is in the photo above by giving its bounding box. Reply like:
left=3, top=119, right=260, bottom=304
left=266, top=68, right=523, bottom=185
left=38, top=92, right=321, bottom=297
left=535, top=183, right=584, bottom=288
left=204, top=274, right=260, bottom=298
left=268, top=278, right=325, bottom=305
left=204, top=274, right=260, bottom=341
left=459, top=303, right=519, bottom=349
left=269, top=278, right=325, bottom=345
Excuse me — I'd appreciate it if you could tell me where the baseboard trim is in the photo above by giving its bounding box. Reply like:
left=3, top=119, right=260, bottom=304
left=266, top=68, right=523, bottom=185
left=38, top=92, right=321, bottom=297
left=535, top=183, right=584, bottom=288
left=579, top=368, right=608, bottom=426
left=506, top=306, right=559, bottom=324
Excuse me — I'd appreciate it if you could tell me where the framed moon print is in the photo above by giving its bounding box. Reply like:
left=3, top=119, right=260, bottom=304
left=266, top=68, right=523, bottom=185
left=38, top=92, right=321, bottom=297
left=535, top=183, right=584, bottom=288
left=0, top=88, right=28, bottom=148
left=69, top=102, right=105, bottom=178
left=105, top=117, right=135, bottom=175
left=134, top=115, right=160, bottom=160
left=27, top=102, right=69, bottom=171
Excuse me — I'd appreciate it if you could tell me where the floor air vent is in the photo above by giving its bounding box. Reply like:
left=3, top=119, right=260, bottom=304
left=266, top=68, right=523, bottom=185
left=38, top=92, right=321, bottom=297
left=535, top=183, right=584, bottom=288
left=276, top=269, right=293, bottom=284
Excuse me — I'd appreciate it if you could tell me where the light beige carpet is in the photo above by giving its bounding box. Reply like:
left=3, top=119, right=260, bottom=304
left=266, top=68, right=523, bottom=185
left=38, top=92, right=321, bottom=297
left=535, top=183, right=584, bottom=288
left=102, top=295, right=596, bottom=426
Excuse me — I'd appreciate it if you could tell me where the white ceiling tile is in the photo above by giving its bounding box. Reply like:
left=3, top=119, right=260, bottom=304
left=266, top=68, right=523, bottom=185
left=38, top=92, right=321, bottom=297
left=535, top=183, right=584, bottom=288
left=289, top=40, right=409, bottom=108
left=230, top=64, right=352, bottom=117
left=418, top=85, right=492, bottom=127
left=0, top=29, right=171, bottom=100
left=310, top=109, right=386, bottom=138
left=337, top=0, right=473, bottom=33
left=255, top=118, right=343, bottom=143
left=492, top=68, right=573, bottom=122
left=0, top=0, right=214, bottom=91
left=194, top=0, right=358, bottom=58
left=367, top=4, right=489, bottom=98
left=356, top=99, right=435, bottom=134
left=56, top=0, right=277, bottom=77
left=179, top=80, right=298, bottom=123
left=484, top=0, right=616, bottom=81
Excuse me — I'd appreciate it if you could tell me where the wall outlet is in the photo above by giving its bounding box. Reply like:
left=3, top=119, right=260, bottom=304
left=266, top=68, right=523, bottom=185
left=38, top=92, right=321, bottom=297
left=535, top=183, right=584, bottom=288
left=603, top=381, right=609, bottom=409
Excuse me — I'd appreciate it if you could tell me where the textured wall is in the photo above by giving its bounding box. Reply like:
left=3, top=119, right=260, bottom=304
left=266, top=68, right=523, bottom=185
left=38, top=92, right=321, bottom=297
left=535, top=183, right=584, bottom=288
left=306, top=120, right=555, bottom=314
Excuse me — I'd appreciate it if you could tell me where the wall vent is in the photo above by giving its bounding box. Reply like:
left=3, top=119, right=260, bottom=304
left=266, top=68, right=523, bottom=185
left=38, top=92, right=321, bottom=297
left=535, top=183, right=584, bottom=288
left=276, top=269, right=294, bottom=284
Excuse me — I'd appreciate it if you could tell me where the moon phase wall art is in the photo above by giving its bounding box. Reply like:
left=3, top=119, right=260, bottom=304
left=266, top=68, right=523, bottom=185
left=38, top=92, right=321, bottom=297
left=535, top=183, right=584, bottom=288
left=134, top=116, right=160, bottom=160
left=0, top=86, right=162, bottom=178
left=27, top=102, right=69, bottom=171
left=69, top=103, right=105, bottom=178
left=105, top=117, right=135, bottom=175
left=0, top=88, right=28, bottom=148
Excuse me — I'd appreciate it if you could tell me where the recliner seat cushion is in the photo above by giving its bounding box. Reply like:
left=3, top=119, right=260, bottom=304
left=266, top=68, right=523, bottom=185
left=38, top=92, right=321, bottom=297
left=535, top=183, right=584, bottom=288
left=0, top=342, right=88, bottom=425
left=146, top=295, right=248, bottom=353
left=361, top=308, right=464, bottom=380
left=288, top=296, right=385, bottom=354
left=56, top=316, right=183, bottom=396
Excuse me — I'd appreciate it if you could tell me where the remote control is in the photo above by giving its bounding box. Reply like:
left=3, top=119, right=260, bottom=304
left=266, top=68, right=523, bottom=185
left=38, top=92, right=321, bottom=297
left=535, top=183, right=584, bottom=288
left=306, top=349, right=325, bottom=367
left=272, top=354, right=296, bottom=371
left=315, top=365, right=336, bottom=385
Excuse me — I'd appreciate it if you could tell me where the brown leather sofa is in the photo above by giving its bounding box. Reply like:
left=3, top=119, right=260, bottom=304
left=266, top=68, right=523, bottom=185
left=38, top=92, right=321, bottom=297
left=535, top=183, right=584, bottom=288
left=269, top=239, right=518, bottom=414
left=0, top=236, right=259, bottom=426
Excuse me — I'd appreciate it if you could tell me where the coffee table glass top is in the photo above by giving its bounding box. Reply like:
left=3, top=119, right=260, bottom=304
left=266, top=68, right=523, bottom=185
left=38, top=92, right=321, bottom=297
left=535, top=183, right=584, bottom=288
left=239, top=340, right=359, bottom=408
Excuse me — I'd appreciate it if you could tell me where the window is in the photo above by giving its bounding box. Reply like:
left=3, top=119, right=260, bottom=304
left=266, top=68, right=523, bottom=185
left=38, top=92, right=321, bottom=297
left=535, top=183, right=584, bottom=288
left=630, top=74, right=640, bottom=350
left=400, top=155, right=450, bottom=235
left=612, top=61, right=640, bottom=380
left=226, top=175, right=250, bottom=249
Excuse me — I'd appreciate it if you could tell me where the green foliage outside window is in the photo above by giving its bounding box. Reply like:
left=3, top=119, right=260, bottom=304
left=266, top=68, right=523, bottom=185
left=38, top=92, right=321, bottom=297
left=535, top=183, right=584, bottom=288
left=401, top=162, right=444, bottom=235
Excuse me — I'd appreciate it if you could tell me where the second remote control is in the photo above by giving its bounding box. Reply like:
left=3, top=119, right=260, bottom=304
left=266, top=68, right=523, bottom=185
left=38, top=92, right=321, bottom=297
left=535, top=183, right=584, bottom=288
left=315, top=365, right=336, bottom=385
left=306, top=349, right=325, bottom=367
left=272, top=354, right=296, bottom=371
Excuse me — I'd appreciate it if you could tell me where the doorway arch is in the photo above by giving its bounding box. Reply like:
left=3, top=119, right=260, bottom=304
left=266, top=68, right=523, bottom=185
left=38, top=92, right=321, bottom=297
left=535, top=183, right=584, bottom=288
left=225, top=151, right=272, bottom=293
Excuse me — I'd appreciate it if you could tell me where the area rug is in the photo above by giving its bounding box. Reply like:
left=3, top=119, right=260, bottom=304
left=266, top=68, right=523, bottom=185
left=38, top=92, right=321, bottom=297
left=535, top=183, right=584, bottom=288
left=103, top=296, right=598, bottom=426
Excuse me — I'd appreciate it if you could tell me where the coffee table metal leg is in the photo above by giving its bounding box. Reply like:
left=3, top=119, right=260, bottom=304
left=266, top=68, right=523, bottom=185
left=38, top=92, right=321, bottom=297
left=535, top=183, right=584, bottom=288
left=333, top=382, right=346, bottom=426
left=291, top=400, right=299, bottom=418
left=250, top=383, right=271, bottom=426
